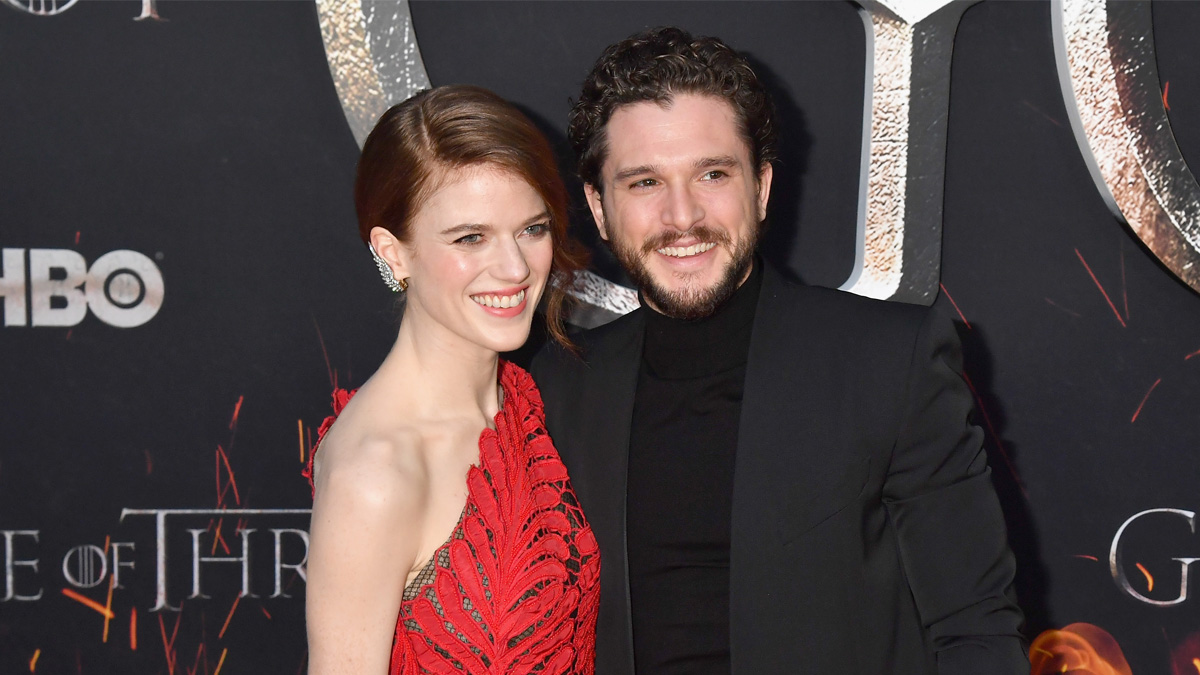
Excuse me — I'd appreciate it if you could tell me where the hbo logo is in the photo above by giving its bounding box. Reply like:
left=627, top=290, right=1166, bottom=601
left=0, top=248, right=164, bottom=328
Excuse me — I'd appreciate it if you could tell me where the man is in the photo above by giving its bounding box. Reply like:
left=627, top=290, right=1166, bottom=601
left=532, top=26, right=1027, bottom=675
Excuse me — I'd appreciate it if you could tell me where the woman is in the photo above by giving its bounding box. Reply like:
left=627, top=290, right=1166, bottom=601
left=304, top=85, right=598, bottom=674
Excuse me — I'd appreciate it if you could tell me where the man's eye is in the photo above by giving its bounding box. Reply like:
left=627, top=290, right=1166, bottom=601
left=524, top=223, right=551, bottom=237
left=630, top=178, right=658, bottom=189
left=701, top=170, right=727, bottom=181
left=454, top=233, right=483, bottom=245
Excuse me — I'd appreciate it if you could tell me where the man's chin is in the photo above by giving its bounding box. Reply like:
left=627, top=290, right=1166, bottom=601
left=642, top=281, right=731, bottom=320
left=645, top=258, right=725, bottom=287
left=639, top=252, right=754, bottom=320
left=610, top=235, right=755, bottom=320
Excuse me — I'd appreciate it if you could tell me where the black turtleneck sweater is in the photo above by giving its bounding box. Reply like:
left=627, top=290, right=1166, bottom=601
left=627, top=262, right=762, bottom=675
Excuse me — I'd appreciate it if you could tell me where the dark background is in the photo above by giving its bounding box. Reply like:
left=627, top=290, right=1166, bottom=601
left=1, top=1, right=1197, bottom=672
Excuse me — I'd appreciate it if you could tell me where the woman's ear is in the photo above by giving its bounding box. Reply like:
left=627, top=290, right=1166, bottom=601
left=369, top=226, right=410, bottom=285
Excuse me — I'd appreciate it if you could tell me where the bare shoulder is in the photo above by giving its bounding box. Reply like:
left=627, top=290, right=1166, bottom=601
left=305, top=391, right=430, bottom=673
left=312, top=393, right=428, bottom=518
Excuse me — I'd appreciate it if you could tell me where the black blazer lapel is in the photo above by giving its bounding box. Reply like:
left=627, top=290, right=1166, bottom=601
left=573, top=310, right=644, bottom=532
left=734, top=264, right=825, bottom=532
left=730, top=265, right=865, bottom=672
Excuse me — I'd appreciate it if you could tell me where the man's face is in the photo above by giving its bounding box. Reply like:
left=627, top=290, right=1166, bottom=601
left=584, top=93, right=772, bottom=320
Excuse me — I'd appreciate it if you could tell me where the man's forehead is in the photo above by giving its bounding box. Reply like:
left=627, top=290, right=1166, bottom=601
left=601, top=94, right=750, bottom=172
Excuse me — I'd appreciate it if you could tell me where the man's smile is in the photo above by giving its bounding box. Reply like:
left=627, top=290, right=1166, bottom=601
left=656, top=242, right=718, bottom=258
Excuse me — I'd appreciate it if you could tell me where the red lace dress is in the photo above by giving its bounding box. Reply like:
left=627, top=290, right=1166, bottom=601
left=304, top=361, right=600, bottom=674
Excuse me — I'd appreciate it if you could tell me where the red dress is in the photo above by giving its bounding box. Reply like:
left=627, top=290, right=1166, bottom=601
left=304, top=361, right=600, bottom=674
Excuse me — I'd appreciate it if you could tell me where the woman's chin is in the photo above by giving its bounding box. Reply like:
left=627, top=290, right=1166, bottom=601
left=478, top=323, right=534, bottom=355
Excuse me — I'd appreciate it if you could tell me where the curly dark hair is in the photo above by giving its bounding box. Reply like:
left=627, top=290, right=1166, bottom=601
left=569, top=26, right=778, bottom=192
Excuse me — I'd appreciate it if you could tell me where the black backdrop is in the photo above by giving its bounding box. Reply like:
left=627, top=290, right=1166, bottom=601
left=2, top=2, right=1198, bottom=673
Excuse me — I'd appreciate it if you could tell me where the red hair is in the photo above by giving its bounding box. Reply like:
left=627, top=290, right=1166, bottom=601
left=355, top=85, right=588, bottom=349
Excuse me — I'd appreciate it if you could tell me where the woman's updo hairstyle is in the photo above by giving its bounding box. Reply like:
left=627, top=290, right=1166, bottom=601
left=355, top=85, right=588, bottom=349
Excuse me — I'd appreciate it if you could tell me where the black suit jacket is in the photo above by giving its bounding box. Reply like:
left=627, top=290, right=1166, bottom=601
left=532, top=264, right=1027, bottom=674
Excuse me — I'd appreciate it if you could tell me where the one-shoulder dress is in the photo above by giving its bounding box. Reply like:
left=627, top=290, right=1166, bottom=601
left=304, top=360, right=600, bottom=674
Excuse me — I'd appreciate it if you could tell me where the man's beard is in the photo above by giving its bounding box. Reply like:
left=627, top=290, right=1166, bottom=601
left=608, top=224, right=758, bottom=321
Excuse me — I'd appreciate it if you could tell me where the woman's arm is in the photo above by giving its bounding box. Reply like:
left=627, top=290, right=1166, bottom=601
left=306, top=438, right=426, bottom=675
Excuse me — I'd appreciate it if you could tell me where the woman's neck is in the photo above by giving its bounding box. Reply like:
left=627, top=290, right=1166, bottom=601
left=374, top=315, right=502, bottom=425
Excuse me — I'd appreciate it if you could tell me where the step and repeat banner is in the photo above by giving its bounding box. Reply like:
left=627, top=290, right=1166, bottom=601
left=2, top=1, right=1199, bottom=673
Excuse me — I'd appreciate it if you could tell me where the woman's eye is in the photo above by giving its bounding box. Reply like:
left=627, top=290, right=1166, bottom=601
left=524, top=223, right=551, bottom=237
left=454, top=233, right=483, bottom=245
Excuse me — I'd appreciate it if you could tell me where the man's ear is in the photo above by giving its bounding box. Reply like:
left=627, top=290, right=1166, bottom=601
left=369, top=226, right=410, bottom=283
left=583, top=183, right=609, bottom=241
left=756, top=162, right=774, bottom=223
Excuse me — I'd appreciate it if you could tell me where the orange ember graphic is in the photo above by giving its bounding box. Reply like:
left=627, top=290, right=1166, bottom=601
left=938, top=282, right=972, bottom=329
left=158, top=610, right=182, bottom=674
left=298, top=419, right=307, bottom=463
left=1030, top=623, right=1132, bottom=675
left=229, top=395, right=244, bottom=430
left=1131, top=378, right=1162, bottom=423
left=1169, top=631, right=1200, bottom=675
left=187, top=642, right=208, bottom=675
left=219, top=595, right=241, bottom=639
left=1074, top=248, right=1127, bottom=328
left=1134, top=562, right=1154, bottom=591
left=961, top=371, right=1026, bottom=498
left=61, top=587, right=115, bottom=620
left=102, top=575, right=116, bottom=642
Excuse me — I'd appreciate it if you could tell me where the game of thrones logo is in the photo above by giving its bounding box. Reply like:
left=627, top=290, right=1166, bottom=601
left=3, top=509, right=311, bottom=610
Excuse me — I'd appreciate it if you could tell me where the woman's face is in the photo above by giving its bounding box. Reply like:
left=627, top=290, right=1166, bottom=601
left=398, top=165, right=554, bottom=355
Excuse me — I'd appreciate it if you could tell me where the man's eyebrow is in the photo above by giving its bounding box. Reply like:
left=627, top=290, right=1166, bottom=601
left=612, top=165, right=658, bottom=183
left=440, top=223, right=493, bottom=236
left=695, top=155, right=739, bottom=170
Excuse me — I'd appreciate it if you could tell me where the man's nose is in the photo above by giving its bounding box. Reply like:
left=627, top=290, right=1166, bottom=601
left=661, top=183, right=704, bottom=231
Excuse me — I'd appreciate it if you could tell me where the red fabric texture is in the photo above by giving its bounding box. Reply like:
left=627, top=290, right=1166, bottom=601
left=305, top=361, right=600, bottom=674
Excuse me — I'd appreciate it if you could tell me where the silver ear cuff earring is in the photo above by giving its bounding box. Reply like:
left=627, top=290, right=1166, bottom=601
left=368, top=244, right=408, bottom=293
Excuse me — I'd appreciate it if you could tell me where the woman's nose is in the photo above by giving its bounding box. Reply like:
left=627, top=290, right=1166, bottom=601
left=493, top=238, right=531, bottom=283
